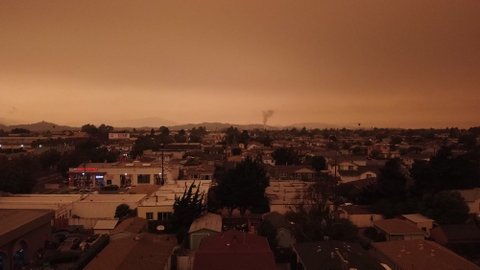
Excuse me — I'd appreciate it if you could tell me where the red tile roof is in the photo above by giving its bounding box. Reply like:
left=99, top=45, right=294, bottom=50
left=193, top=230, right=276, bottom=270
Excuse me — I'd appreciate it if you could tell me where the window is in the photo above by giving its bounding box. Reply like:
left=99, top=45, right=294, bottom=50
left=146, top=212, right=153, bottom=220
left=137, top=174, right=151, bottom=184
left=157, top=212, right=172, bottom=221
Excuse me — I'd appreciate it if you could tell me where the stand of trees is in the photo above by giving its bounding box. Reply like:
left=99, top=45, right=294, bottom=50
left=286, top=175, right=358, bottom=242
left=0, top=155, right=39, bottom=193
left=272, top=147, right=300, bottom=165
left=342, top=146, right=479, bottom=224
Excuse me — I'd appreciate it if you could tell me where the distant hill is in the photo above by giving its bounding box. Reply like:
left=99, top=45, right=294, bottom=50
left=169, top=122, right=278, bottom=131
left=284, top=122, right=343, bottom=129
left=113, top=117, right=177, bottom=128
left=7, top=121, right=78, bottom=132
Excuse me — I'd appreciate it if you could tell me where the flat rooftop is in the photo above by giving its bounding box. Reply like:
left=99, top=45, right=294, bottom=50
left=374, top=218, right=425, bottom=235
left=0, top=209, right=53, bottom=246
left=0, top=194, right=82, bottom=204
left=76, top=194, right=147, bottom=203
left=402, top=213, right=434, bottom=223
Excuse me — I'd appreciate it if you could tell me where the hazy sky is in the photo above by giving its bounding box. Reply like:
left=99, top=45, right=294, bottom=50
left=1, top=0, right=479, bottom=128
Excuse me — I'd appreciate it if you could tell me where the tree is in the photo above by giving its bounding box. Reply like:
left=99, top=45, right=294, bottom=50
left=356, top=158, right=415, bottom=217
left=39, top=149, right=62, bottom=170
left=239, top=130, right=250, bottom=145
left=159, top=126, right=170, bottom=136
left=215, top=157, right=269, bottom=215
left=174, top=129, right=188, bottom=143
left=458, top=132, right=477, bottom=149
left=170, top=182, right=205, bottom=243
left=224, top=126, right=241, bottom=145
left=286, top=175, right=358, bottom=242
left=257, top=220, right=278, bottom=249
left=272, top=147, right=300, bottom=166
left=114, top=204, right=132, bottom=219
left=10, top=128, right=31, bottom=134
left=310, top=156, right=327, bottom=172
left=411, top=146, right=480, bottom=193
left=81, top=123, right=113, bottom=141
left=0, top=155, right=40, bottom=193
left=190, top=127, right=207, bottom=143
left=376, top=158, right=409, bottom=200
left=420, top=191, right=469, bottom=225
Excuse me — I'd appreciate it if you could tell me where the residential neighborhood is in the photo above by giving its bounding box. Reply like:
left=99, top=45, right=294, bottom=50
left=1, top=124, right=480, bottom=269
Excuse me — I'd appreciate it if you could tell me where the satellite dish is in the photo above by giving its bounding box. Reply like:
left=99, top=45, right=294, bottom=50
left=156, top=225, right=165, bottom=231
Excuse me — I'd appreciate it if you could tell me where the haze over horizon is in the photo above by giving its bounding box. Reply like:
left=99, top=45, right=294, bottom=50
left=1, top=0, right=479, bottom=129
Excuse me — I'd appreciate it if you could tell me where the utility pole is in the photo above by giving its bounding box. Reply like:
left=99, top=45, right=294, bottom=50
left=161, top=143, right=165, bottom=185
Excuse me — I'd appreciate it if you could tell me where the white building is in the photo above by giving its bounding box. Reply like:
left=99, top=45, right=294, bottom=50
left=137, top=180, right=211, bottom=221
left=68, top=161, right=175, bottom=189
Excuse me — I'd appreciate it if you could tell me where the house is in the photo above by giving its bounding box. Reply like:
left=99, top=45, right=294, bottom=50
left=193, top=230, right=276, bottom=270
left=68, top=161, right=174, bottom=189
left=137, top=180, right=211, bottom=222
left=293, top=241, right=384, bottom=270
left=85, top=218, right=176, bottom=270
left=188, top=213, right=222, bottom=250
left=430, top=224, right=480, bottom=246
left=339, top=205, right=384, bottom=228
left=0, top=194, right=82, bottom=228
left=70, top=194, right=147, bottom=229
left=373, top=218, right=425, bottom=241
left=266, top=180, right=312, bottom=214
left=179, top=163, right=215, bottom=181
left=262, top=211, right=296, bottom=248
left=430, top=224, right=480, bottom=264
left=371, top=239, right=480, bottom=270
left=267, top=165, right=317, bottom=181
left=456, top=188, right=480, bottom=214
left=401, top=214, right=434, bottom=237
left=0, top=209, right=54, bottom=270
left=0, top=193, right=147, bottom=230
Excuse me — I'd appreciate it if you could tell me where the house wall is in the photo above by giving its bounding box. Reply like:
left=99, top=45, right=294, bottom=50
left=137, top=205, right=174, bottom=220
left=430, top=229, right=448, bottom=246
left=386, top=234, right=424, bottom=241
left=189, top=229, right=219, bottom=250
left=413, top=221, right=433, bottom=237
left=72, top=201, right=139, bottom=219
left=0, top=222, right=51, bottom=270
left=360, top=171, right=376, bottom=179
left=349, top=214, right=384, bottom=228
left=339, top=175, right=361, bottom=184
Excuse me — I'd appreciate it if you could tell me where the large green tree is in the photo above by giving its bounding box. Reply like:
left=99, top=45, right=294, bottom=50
left=272, top=147, right=300, bottom=166
left=0, top=155, right=40, bottom=193
left=114, top=203, right=132, bottom=219
left=215, top=157, right=269, bottom=215
left=411, top=146, right=480, bottom=193
left=286, top=176, right=358, bottom=242
left=420, top=191, right=469, bottom=225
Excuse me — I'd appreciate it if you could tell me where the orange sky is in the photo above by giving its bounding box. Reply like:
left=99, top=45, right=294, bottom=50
left=1, top=0, right=479, bottom=128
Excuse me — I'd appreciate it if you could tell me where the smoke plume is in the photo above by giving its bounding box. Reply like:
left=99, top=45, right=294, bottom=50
left=262, top=110, right=274, bottom=126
